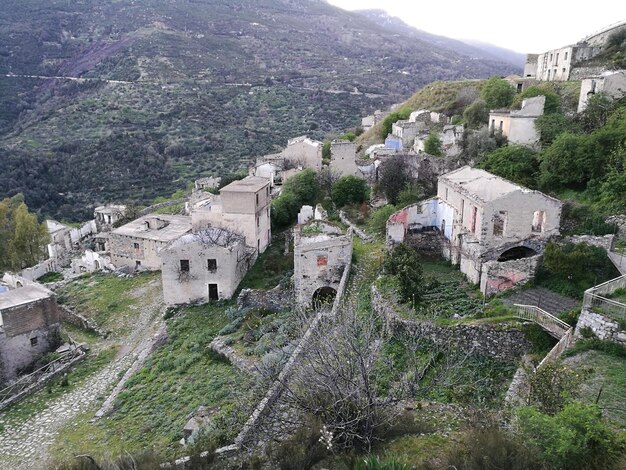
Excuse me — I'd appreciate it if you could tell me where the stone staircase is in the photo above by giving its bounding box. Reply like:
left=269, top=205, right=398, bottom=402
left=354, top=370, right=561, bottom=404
left=502, top=287, right=579, bottom=316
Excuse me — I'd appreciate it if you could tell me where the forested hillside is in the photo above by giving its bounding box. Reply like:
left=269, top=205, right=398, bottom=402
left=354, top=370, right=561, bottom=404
left=0, top=0, right=518, bottom=221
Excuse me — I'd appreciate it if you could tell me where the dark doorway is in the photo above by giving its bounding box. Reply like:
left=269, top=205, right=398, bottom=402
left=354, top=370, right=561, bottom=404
left=208, top=284, right=219, bottom=301
left=497, top=246, right=538, bottom=262
left=311, top=286, right=337, bottom=310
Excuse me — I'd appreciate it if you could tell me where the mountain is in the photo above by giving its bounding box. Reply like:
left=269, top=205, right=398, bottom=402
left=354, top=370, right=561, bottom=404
left=0, top=0, right=519, bottom=221
left=460, top=39, right=526, bottom=68
left=355, top=9, right=525, bottom=68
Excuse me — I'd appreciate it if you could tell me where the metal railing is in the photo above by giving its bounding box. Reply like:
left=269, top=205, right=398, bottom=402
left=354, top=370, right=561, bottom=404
left=583, top=275, right=626, bottom=321
left=514, top=304, right=571, bottom=339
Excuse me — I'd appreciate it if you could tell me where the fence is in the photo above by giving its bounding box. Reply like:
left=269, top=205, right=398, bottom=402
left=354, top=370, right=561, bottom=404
left=514, top=304, right=571, bottom=339
left=0, top=344, right=86, bottom=411
left=583, top=275, right=626, bottom=321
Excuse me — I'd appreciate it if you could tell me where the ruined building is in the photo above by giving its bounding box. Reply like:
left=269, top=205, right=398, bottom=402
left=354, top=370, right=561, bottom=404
left=489, top=95, right=545, bottom=148
left=260, top=136, right=323, bottom=172
left=387, top=166, right=562, bottom=295
left=109, top=214, right=192, bottom=271
left=160, top=229, right=253, bottom=305
left=329, top=140, right=360, bottom=178
left=192, top=176, right=271, bottom=255
left=0, top=283, right=61, bottom=384
left=578, top=70, right=626, bottom=112
left=293, top=221, right=353, bottom=309
left=94, top=205, right=126, bottom=232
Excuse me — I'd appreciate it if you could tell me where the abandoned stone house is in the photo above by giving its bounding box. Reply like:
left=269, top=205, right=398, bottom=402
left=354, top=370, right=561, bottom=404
left=94, top=205, right=126, bottom=231
left=71, top=249, right=113, bottom=274
left=160, top=228, right=253, bottom=305
left=387, top=166, right=562, bottom=295
left=46, top=219, right=98, bottom=265
left=489, top=95, right=545, bottom=147
left=293, top=220, right=353, bottom=309
left=578, top=70, right=626, bottom=112
left=261, top=136, right=323, bottom=173
left=0, top=284, right=61, bottom=384
left=192, top=176, right=271, bottom=255
left=329, top=140, right=360, bottom=178
left=524, top=21, right=626, bottom=81
left=194, top=176, right=221, bottom=192
left=109, top=214, right=192, bottom=271
left=413, top=125, right=464, bottom=157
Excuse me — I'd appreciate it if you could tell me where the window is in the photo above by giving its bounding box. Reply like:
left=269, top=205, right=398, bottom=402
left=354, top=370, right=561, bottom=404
left=547, top=70, right=551, bottom=80
left=256, top=193, right=259, bottom=205
left=256, top=216, right=259, bottom=227
left=445, top=188, right=449, bottom=200
left=208, top=284, right=219, bottom=301
left=562, top=68, right=566, bottom=74
left=549, top=53, right=553, bottom=61
left=564, top=51, right=568, bottom=60
left=470, top=206, right=478, bottom=233
left=207, top=259, right=217, bottom=272
left=30, top=337, right=38, bottom=347
left=180, top=259, right=190, bottom=272
left=555, top=52, right=559, bottom=65
left=133, top=243, right=140, bottom=249
left=499, top=120, right=503, bottom=131
left=532, top=211, right=546, bottom=233
left=493, top=211, right=506, bottom=237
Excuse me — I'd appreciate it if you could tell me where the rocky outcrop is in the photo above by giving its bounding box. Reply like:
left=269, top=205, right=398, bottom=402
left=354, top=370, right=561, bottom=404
left=237, top=287, right=294, bottom=313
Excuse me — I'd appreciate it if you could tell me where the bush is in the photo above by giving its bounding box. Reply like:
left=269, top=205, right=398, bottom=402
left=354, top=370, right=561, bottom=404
left=480, top=76, right=515, bottom=109
left=423, top=132, right=443, bottom=156
left=384, top=244, right=423, bottom=307
left=368, top=205, right=396, bottom=237
left=463, top=100, right=489, bottom=129
left=379, top=108, right=411, bottom=139
left=443, top=427, right=541, bottom=470
left=332, top=176, right=369, bottom=207
left=513, top=86, right=561, bottom=113
left=516, top=403, right=625, bottom=470
left=478, top=145, right=539, bottom=188
left=268, top=415, right=328, bottom=470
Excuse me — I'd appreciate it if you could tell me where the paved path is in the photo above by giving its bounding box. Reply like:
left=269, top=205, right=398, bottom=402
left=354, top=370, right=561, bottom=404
left=0, top=278, right=164, bottom=469
left=608, top=251, right=626, bottom=276
left=502, top=287, right=579, bottom=316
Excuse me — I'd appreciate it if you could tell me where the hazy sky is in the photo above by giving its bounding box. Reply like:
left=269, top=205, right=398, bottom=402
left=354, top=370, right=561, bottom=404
left=326, top=0, right=626, bottom=53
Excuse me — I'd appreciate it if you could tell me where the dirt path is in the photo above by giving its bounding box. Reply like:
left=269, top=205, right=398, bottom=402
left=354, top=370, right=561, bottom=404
left=0, top=278, right=164, bottom=469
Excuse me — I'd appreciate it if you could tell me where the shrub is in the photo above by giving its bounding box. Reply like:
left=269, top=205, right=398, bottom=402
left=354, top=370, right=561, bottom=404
left=368, top=205, right=396, bottom=237
left=463, top=100, right=489, bottom=129
left=268, top=415, right=328, bottom=470
left=384, top=244, right=423, bottom=307
left=423, top=132, right=443, bottom=156
left=443, top=427, right=541, bottom=470
left=332, top=176, right=369, bottom=207
left=478, top=145, right=539, bottom=188
left=353, top=456, right=409, bottom=470
left=480, top=76, right=515, bottom=109
left=516, top=403, right=625, bottom=470
left=379, top=108, right=411, bottom=139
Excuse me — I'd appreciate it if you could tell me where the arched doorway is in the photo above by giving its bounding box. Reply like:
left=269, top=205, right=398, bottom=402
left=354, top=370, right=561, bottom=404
left=497, top=246, right=538, bottom=262
left=311, top=286, right=337, bottom=310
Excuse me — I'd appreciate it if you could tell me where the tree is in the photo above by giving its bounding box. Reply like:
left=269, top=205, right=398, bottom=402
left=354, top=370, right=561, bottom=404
left=322, top=141, right=331, bottom=162
left=514, top=86, right=560, bottom=114
left=578, top=92, right=615, bottom=132
left=282, top=169, right=320, bottom=206
left=478, top=145, right=539, bottom=188
left=9, top=202, right=49, bottom=270
left=384, top=244, right=423, bottom=307
left=600, top=143, right=626, bottom=212
left=480, top=77, right=515, bottom=110
left=423, top=132, right=443, bottom=156
left=538, top=132, right=597, bottom=189
left=332, top=176, right=369, bottom=207
left=378, top=156, right=411, bottom=205
left=534, top=112, right=580, bottom=147
left=464, top=126, right=505, bottom=162
left=463, top=100, right=489, bottom=129
left=379, top=108, right=411, bottom=139
left=271, top=192, right=300, bottom=229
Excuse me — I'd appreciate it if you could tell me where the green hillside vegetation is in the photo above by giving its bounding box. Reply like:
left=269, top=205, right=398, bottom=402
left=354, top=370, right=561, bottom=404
left=0, top=0, right=517, bottom=222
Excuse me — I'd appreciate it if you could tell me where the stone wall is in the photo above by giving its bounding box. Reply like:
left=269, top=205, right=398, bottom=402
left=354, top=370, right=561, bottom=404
left=562, top=234, right=615, bottom=251
left=569, top=65, right=611, bottom=81
left=338, top=211, right=372, bottom=242
left=405, top=230, right=443, bottom=256
left=58, top=305, right=109, bottom=337
left=371, top=286, right=530, bottom=362
left=606, top=215, right=626, bottom=237
left=237, top=288, right=294, bottom=313
left=480, top=254, right=541, bottom=297
left=575, top=309, right=626, bottom=345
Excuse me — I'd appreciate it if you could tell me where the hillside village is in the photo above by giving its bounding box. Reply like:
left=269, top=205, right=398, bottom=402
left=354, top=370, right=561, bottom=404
left=0, top=17, right=626, bottom=470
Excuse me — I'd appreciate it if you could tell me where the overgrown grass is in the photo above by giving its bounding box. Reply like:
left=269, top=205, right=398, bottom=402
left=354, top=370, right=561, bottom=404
left=48, top=302, right=253, bottom=462
left=37, top=271, right=64, bottom=283
left=56, top=272, right=160, bottom=336
left=238, top=231, right=293, bottom=290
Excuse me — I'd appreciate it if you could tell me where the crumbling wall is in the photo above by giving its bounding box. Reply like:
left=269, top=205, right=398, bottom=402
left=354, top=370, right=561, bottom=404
left=575, top=309, right=626, bottom=345
left=562, top=234, right=615, bottom=251
left=480, top=254, right=542, bottom=296
left=371, top=286, right=530, bottom=362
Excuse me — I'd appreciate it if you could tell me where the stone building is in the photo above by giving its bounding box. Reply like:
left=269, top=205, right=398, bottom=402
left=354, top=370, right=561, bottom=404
left=577, top=70, right=626, bottom=112
left=94, top=205, right=126, bottom=231
left=0, top=284, right=61, bottom=384
left=329, top=140, right=359, bottom=178
left=387, top=166, right=562, bottom=295
left=46, top=219, right=98, bottom=263
left=192, top=176, right=271, bottom=255
left=489, top=95, right=545, bottom=147
left=293, top=221, right=353, bottom=309
left=194, top=176, right=221, bottom=191
left=261, top=136, right=323, bottom=172
left=109, top=214, right=192, bottom=271
left=160, top=228, right=253, bottom=305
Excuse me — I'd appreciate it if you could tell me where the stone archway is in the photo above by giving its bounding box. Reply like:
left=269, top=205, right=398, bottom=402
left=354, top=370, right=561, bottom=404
left=497, top=245, right=538, bottom=262
left=311, top=286, right=337, bottom=310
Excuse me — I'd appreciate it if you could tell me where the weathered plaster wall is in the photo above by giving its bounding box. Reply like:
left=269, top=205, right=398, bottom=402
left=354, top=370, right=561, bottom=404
left=480, top=254, right=542, bottom=296
left=330, top=140, right=359, bottom=178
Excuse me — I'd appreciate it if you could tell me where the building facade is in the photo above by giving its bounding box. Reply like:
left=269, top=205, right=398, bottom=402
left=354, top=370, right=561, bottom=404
left=489, top=95, right=545, bottom=147
left=109, top=214, right=192, bottom=271
left=160, top=229, right=252, bottom=305
left=0, top=284, right=61, bottom=384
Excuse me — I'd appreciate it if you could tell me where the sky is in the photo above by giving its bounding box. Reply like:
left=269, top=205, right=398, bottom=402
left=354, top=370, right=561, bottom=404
left=326, top=0, right=626, bottom=53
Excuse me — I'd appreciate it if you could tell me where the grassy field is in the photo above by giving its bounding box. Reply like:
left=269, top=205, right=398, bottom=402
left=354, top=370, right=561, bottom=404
left=48, top=302, right=254, bottom=462
left=56, top=272, right=160, bottom=336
